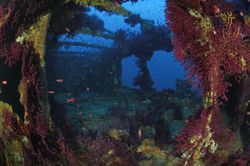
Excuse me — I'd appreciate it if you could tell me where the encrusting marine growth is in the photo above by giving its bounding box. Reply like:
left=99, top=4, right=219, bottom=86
left=0, top=0, right=249, bottom=165
left=167, top=0, right=250, bottom=165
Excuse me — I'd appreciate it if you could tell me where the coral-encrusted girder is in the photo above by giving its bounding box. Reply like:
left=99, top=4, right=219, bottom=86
left=167, top=0, right=250, bottom=164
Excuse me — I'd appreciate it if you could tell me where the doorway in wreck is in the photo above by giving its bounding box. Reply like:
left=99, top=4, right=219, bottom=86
left=45, top=0, right=202, bottom=163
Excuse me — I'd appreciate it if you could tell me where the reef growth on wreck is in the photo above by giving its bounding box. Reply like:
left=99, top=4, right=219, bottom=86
left=0, top=0, right=249, bottom=165
left=167, top=0, right=250, bottom=165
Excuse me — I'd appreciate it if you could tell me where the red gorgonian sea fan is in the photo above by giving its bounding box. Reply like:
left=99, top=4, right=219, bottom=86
left=0, top=0, right=51, bottom=66
left=166, top=0, right=250, bottom=164
left=174, top=105, right=239, bottom=164
left=166, top=0, right=250, bottom=104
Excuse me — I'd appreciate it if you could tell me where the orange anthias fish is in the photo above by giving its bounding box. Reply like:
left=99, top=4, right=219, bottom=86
left=65, top=28, right=70, bottom=33
left=66, top=97, right=77, bottom=103
left=48, top=90, right=55, bottom=94
left=55, top=79, right=64, bottom=83
left=2, top=80, right=8, bottom=85
left=240, top=11, right=244, bottom=17
left=138, top=129, right=142, bottom=140
left=213, top=5, right=220, bottom=15
left=86, top=87, right=90, bottom=92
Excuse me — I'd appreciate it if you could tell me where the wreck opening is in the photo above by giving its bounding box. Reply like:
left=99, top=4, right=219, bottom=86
left=0, top=0, right=249, bottom=165
left=44, top=0, right=202, bottom=146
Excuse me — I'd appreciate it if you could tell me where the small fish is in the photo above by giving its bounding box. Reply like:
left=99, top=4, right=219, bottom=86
left=55, top=79, right=64, bottom=83
left=66, top=97, right=77, bottom=103
left=240, top=11, right=244, bottom=17
left=213, top=5, right=220, bottom=15
left=48, top=90, right=55, bottom=94
left=65, top=28, right=70, bottom=33
left=86, top=87, right=90, bottom=91
left=2, top=80, right=8, bottom=85
left=138, top=129, right=142, bottom=139
left=247, top=112, right=250, bottom=116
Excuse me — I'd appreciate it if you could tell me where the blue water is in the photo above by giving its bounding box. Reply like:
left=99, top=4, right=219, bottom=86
left=121, top=55, right=139, bottom=88
left=122, top=51, right=185, bottom=90
left=122, top=0, right=166, bottom=25
left=56, top=0, right=185, bottom=91
left=147, top=51, right=185, bottom=90
left=88, top=7, right=141, bottom=33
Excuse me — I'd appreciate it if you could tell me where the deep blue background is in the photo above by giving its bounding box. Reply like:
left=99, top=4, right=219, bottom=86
left=58, top=0, right=185, bottom=90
